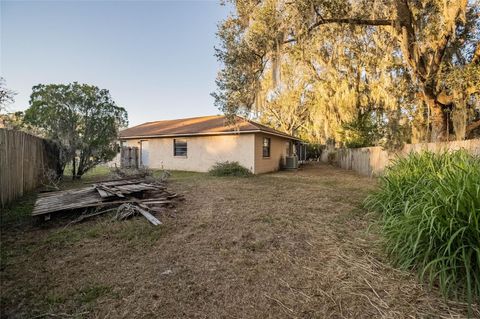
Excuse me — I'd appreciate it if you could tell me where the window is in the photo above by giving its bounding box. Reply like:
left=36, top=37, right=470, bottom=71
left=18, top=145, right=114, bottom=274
left=262, top=137, right=271, bottom=158
left=174, top=138, right=187, bottom=156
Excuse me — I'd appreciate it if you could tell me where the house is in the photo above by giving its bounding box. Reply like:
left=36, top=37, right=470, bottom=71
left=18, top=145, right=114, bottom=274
left=118, top=115, right=302, bottom=174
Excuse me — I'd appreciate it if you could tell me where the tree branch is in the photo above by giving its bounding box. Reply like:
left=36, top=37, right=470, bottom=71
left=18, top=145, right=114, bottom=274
left=308, top=18, right=393, bottom=32
left=466, top=119, right=480, bottom=136
left=283, top=16, right=394, bottom=44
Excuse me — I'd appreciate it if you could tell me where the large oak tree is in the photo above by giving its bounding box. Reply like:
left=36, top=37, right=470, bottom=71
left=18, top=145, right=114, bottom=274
left=213, top=0, right=480, bottom=143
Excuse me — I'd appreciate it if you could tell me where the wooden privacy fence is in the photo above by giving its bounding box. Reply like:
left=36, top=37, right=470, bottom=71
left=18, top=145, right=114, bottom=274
left=322, top=139, right=480, bottom=177
left=0, top=129, right=61, bottom=207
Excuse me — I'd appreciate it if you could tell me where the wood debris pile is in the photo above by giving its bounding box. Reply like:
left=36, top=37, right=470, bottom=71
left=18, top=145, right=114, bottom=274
left=31, top=178, right=184, bottom=225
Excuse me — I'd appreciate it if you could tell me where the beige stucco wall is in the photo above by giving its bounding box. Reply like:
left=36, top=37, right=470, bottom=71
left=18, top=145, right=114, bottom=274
left=253, top=133, right=291, bottom=174
left=123, top=134, right=256, bottom=173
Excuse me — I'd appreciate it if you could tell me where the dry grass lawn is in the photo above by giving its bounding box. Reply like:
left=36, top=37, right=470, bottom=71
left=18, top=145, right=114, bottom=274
left=0, top=163, right=476, bottom=318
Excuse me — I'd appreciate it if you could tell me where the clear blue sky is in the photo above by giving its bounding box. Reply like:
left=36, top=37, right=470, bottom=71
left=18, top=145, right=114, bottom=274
left=1, top=0, right=231, bottom=126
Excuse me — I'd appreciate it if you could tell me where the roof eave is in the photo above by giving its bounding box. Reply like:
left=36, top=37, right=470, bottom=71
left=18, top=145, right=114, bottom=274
left=119, top=129, right=301, bottom=141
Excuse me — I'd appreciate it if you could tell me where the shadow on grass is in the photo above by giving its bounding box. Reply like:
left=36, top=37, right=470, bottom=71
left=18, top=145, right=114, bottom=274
left=0, top=192, right=38, bottom=228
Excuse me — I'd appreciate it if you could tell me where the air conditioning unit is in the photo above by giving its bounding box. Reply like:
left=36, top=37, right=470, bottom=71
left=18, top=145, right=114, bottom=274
left=285, top=155, right=298, bottom=169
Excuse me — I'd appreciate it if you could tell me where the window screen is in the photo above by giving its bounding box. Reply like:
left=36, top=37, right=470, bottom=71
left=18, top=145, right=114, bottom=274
left=262, top=137, right=271, bottom=158
left=174, top=139, right=187, bottom=156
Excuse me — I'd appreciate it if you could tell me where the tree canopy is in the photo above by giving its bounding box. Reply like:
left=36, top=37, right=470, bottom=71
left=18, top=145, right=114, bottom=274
left=24, top=83, right=128, bottom=179
left=213, top=0, right=480, bottom=145
left=0, top=77, right=16, bottom=113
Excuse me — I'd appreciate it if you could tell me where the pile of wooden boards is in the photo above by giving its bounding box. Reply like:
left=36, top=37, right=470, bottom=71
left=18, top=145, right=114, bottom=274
left=31, top=178, right=184, bottom=225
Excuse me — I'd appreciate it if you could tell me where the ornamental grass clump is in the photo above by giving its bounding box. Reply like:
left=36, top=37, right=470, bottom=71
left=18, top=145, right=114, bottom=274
left=208, top=161, right=252, bottom=177
left=365, top=150, right=480, bottom=309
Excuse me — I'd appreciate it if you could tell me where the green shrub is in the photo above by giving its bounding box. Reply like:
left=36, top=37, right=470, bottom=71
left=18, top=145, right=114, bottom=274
left=365, top=150, right=480, bottom=309
left=208, top=161, right=252, bottom=177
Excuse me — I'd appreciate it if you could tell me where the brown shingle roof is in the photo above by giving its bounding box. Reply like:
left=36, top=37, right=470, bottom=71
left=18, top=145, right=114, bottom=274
left=119, top=115, right=299, bottom=140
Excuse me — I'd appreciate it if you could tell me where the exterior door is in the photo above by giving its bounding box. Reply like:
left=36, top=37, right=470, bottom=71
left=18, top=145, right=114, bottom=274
left=140, top=140, right=149, bottom=167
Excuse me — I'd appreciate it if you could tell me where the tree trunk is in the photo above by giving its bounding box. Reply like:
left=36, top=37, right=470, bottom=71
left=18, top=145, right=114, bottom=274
left=452, top=105, right=467, bottom=140
left=77, top=156, right=84, bottom=179
left=72, top=155, right=76, bottom=180
left=427, top=98, right=448, bottom=142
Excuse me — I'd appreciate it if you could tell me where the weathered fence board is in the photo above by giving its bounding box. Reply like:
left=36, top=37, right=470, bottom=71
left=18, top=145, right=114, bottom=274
left=323, top=139, right=480, bottom=177
left=0, top=129, right=60, bottom=207
left=120, top=146, right=139, bottom=169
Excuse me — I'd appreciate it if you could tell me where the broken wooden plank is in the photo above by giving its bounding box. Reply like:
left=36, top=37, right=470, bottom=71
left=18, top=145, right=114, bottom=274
left=95, top=187, right=111, bottom=198
left=135, top=206, right=162, bottom=225
left=31, top=177, right=182, bottom=222
left=89, top=178, right=144, bottom=186
left=94, top=185, right=126, bottom=198
left=32, top=187, right=100, bottom=216
left=140, top=200, right=172, bottom=205
left=93, top=181, right=162, bottom=198
left=32, top=198, right=138, bottom=216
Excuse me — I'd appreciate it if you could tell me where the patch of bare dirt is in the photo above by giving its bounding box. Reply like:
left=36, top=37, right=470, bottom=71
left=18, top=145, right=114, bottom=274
left=1, top=163, right=476, bottom=318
